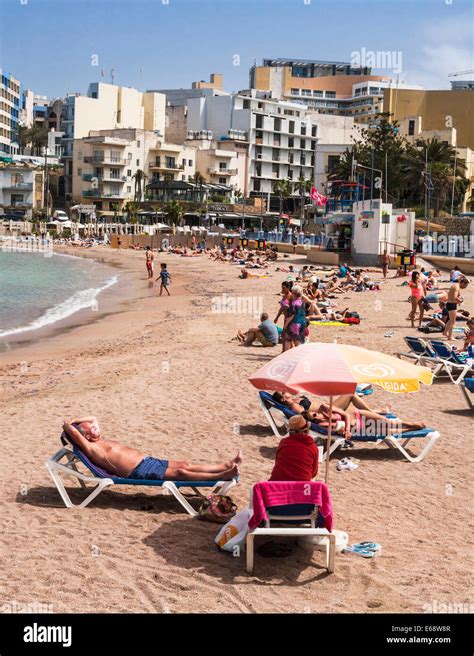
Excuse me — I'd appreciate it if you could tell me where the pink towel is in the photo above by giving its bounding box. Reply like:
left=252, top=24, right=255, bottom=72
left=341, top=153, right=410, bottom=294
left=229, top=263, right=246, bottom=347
left=248, top=481, right=333, bottom=531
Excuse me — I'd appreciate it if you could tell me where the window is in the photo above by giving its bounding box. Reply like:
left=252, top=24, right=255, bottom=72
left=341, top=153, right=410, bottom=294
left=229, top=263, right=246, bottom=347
left=291, top=88, right=300, bottom=95
left=253, top=179, right=261, bottom=191
left=111, top=150, right=121, bottom=162
left=77, top=168, right=82, bottom=176
left=301, top=124, right=307, bottom=136
left=182, top=159, right=186, bottom=167
left=325, top=91, right=336, bottom=98
left=110, top=168, right=120, bottom=179
left=288, top=137, right=294, bottom=148
left=127, top=153, right=132, bottom=160
left=137, top=140, right=140, bottom=147
left=292, top=66, right=308, bottom=78
left=243, top=99, right=250, bottom=109
left=219, top=177, right=227, bottom=184
left=188, top=160, right=192, bottom=166
left=311, top=126, right=317, bottom=137
left=127, top=169, right=132, bottom=176
left=313, top=90, right=323, bottom=97
left=302, top=90, right=311, bottom=97
left=301, top=155, right=306, bottom=166
left=255, top=114, right=263, bottom=129
left=289, top=120, right=295, bottom=134
left=219, top=162, right=227, bottom=170
left=127, top=186, right=132, bottom=193
left=408, top=120, right=415, bottom=136
left=300, top=139, right=306, bottom=149
left=136, top=159, right=140, bottom=166
left=327, top=155, right=340, bottom=174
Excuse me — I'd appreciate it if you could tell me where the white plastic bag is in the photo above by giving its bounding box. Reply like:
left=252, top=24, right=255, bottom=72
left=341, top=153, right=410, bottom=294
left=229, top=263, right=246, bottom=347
left=214, top=508, right=253, bottom=552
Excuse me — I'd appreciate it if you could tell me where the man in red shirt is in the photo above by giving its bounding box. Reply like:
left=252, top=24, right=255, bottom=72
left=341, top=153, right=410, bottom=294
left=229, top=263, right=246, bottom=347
left=270, top=415, right=319, bottom=481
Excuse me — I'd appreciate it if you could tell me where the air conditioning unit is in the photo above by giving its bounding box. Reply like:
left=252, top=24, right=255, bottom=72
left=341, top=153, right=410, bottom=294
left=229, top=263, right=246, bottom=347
left=198, top=130, right=207, bottom=139
left=206, top=131, right=213, bottom=139
left=187, top=130, right=195, bottom=139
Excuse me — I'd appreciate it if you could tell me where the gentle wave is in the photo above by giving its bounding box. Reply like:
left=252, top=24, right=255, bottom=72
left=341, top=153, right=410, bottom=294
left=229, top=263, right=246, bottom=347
left=0, top=275, right=118, bottom=338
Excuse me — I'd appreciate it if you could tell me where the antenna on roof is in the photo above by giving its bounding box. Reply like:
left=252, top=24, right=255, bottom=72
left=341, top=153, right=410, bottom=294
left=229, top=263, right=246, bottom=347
left=111, top=69, right=115, bottom=85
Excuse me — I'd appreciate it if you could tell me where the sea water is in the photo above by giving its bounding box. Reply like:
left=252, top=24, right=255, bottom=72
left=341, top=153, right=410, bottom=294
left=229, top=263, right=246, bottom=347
left=0, top=250, right=117, bottom=338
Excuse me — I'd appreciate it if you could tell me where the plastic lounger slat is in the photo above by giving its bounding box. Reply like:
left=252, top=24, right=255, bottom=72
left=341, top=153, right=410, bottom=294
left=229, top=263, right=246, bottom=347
left=463, top=378, right=474, bottom=393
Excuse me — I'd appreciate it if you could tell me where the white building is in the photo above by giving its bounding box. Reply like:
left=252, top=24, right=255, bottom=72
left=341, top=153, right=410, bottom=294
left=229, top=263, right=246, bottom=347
left=185, top=133, right=247, bottom=194
left=0, top=163, right=44, bottom=217
left=72, top=128, right=196, bottom=216
left=62, top=82, right=167, bottom=200
left=187, top=90, right=357, bottom=204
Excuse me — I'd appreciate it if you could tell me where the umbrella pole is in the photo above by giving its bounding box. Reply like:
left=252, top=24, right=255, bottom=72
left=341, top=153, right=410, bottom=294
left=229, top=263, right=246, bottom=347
left=324, top=396, right=333, bottom=484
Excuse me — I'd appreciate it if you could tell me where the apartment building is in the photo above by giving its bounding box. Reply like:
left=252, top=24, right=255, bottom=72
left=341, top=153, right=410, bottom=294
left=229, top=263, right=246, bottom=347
left=72, top=128, right=195, bottom=215
left=187, top=90, right=356, bottom=201
left=0, top=69, right=21, bottom=154
left=0, top=162, right=44, bottom=217
left=250, top=58, right=390, bottom=122
left=185, top=133, right=247, bottom=193
left=62, top=82, right=167, bottom=201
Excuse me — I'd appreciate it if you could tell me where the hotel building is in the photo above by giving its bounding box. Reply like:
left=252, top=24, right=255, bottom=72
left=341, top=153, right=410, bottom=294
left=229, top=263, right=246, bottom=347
left=0, top=69, right=21, bottom=154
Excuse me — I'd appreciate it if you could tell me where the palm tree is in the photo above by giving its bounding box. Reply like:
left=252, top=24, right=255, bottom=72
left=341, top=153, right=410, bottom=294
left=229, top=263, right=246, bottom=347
left=401, top=138, right=466, bottom=215
left=192, top=170, right=205, bottom=203
left=12, top=124, right=31, bottom=154
left=124, top=200, right=140, bottom=224
left=273, top=178, right=292, bottom=215
left=164, top=199, right=185, bottom=226
left=132, top=169, right=147, bottom=202
left=28, top=125, right=49, bottom=156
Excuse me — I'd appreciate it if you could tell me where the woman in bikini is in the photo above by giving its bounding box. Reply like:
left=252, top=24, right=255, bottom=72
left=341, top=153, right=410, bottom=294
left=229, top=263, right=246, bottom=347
left=408, top=270, right=427, bottom=328
left=304, top=396, right=426, bottom=442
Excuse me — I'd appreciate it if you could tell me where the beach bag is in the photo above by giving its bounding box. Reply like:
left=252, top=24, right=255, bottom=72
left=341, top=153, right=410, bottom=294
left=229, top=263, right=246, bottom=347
left=215, top=508, right=253, bottom=552
left=342, top=317, right=360, bottom=325
left=198, top=494, right=237, bottom=524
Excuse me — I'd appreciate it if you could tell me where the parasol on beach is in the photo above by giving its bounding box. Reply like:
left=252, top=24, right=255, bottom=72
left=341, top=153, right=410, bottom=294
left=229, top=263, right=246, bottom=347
left=249, top=342, right=433, bottom=482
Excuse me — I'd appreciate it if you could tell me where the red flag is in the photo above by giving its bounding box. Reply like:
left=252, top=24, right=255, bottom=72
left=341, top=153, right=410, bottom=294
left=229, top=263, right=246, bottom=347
left=311, top=186, right=327, bottom=206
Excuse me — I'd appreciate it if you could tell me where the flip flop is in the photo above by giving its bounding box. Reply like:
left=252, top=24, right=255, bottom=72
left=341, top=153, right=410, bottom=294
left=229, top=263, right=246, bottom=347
left=352, top=541, right=382, bottom=553
left=342, top=546, right=375, bottom=558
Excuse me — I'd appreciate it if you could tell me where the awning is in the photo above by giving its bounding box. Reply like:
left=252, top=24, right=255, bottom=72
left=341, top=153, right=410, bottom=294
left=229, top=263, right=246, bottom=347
left=415, top=220, right=446, bottom=232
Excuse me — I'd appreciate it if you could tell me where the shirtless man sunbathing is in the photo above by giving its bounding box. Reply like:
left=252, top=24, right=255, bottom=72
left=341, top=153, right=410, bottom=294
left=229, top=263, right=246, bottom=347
left=63, top=417, right=241, bottom=481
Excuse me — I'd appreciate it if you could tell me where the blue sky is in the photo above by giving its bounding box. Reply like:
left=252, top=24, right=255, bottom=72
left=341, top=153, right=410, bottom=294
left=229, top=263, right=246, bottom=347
left=1, top=0, right=473, bottom=97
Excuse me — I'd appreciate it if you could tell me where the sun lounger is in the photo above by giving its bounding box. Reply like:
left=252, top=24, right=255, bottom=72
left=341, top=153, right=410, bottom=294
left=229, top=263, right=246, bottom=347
left=258, top=391, right=440, bottom=464
left=459, top=377, right=474, bottom=410
left=46, top=433, right=239, bottom=515
left=428, top=340, right=473, bottom=384
left=246, top=481, right=335, bottom=575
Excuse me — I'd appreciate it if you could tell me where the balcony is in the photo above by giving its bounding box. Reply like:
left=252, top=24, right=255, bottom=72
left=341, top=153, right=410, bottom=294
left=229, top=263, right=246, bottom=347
left=3, top=182, right=33, bottom=190
left=83, top=156, right=127, bottom=165
left=208, top=167, right=238, bottom=176
left=82, top=190, right=126, bottom=199
left=149, top=161, right=185, bottom=171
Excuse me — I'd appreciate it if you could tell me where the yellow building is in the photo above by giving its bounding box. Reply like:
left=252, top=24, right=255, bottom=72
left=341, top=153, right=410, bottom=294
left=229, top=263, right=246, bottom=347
left=383, top=88, right=474, bottom=151
left=192, top=73, right=223, bottom=91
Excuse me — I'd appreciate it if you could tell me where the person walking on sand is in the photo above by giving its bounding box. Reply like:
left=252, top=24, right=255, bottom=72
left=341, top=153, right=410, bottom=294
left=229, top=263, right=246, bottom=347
left=380, top=249, right=390, bottom=279
left=157, top=262, right=171, bottom=296
left=443, top=276, right=469, bottom=340
left=145, top=246, right=154, bottom=279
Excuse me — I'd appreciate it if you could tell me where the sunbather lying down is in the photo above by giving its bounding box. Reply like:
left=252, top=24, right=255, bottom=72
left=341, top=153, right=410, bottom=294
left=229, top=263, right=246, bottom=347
left=63, top=418, right=241, bottom=481
left=272, top=392, right=425, bottom=440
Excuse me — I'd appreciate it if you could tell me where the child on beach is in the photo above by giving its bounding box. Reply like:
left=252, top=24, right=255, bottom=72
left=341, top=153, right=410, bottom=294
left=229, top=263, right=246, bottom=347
left=157, top=263, right=171, bottom=296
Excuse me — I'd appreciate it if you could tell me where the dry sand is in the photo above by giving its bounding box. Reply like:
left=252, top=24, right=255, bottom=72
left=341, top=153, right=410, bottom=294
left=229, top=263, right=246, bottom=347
left=0, top=246, right=472, bottom=614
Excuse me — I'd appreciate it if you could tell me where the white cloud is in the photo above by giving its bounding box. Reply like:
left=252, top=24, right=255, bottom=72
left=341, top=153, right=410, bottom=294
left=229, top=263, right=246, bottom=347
left=404, top=11, right=474, bottom=89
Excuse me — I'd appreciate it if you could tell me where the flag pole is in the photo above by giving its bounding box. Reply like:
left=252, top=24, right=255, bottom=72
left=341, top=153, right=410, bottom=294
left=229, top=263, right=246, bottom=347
left=324, top=396, right=333, bottom=483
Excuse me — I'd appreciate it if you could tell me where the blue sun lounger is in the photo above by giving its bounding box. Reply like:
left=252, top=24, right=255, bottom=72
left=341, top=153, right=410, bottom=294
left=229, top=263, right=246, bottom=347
left=459, top=378, right=474, bottom=410
left=428, top=340, right=473, bottom=384
left=46, top=433, right=239, bottom=515
left=258, top=391, right=440, bottom=464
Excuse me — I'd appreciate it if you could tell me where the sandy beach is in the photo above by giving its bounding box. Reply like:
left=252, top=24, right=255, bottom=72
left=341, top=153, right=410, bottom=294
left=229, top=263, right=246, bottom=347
left=1, top=246, right=472, bottom=614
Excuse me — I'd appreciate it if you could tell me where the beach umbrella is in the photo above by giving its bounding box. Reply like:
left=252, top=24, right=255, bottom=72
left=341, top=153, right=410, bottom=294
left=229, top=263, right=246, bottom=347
left=249, top=342, right=433, bottom=482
